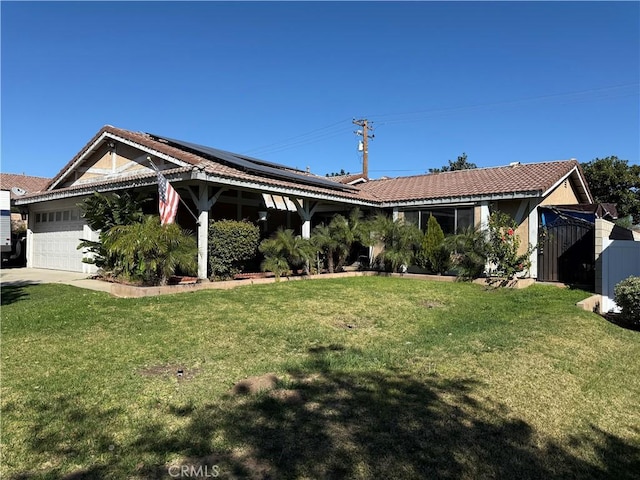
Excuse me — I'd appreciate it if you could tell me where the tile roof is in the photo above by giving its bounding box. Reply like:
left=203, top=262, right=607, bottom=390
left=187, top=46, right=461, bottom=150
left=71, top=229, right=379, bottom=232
left=22, top=126, right=591, bottom=207
left=39, top=126, right=379, bottom=204
left=357, top=160, right=583, bottom=203
left=0, top=173, right=51, bottom=199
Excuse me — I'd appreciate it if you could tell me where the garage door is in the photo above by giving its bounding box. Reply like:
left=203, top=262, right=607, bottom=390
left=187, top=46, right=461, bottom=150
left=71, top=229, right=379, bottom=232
left=31, top=209, right=87, bottom=272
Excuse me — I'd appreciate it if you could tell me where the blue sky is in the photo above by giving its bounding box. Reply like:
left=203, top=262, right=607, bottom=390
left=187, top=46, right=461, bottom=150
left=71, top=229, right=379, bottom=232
left=2, top=1, right=638, bottom=179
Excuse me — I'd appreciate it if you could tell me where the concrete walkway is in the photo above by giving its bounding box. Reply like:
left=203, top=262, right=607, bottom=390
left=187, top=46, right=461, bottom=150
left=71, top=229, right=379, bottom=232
left=0, top=267, right=113, bottom=293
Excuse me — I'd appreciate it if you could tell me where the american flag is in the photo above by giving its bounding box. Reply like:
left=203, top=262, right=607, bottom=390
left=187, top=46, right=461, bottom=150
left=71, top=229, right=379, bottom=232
left=157, top=171, right=179, bottom=225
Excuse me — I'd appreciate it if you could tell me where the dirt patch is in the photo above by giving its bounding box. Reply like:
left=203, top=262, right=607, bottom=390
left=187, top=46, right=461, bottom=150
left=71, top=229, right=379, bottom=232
left=420, top=300, right=444, bottom=309
left=231, top=373, right=279, bottom=396
left=332, top=314, right=373, bottom=330
left=138, top=364, right=200, bottom=381
left=268, top=389, right=304, bottom=404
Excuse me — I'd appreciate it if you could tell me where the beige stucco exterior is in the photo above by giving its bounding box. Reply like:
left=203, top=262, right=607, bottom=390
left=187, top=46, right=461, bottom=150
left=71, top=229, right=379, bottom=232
left=541, top=178, right=579, bottom=206
left=61, top=143, right=153, bottom=188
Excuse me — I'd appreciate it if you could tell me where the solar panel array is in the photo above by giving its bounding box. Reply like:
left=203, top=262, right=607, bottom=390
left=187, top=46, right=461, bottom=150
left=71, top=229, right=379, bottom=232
left=146, top=133, right=357, bottom=192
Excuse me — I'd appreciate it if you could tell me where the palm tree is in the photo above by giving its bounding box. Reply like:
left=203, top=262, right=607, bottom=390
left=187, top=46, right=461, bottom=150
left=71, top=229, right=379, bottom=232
left=330, top=208, right=370, bottom=272
left=259, top=228, right=316, bottom=275
left=105, top=216, right=197, bottom=285
left=371, top=214, right=422, bottom=272
left=311, top=223, right=338, bottom=273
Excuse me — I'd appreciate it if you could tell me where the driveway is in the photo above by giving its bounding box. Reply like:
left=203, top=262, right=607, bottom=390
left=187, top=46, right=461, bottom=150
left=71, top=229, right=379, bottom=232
left=0, top=267, right=112, bottom=293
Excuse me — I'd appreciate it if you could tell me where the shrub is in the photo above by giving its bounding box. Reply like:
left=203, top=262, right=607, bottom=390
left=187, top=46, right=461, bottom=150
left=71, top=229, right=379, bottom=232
left=486, top=211, right=532, bottom=279
left=614, top=276, right=640, bottom=323
left=371, top=214, right=422, bottom=272
left=77, top=192, right=148, bottom=272
left=445, top=227, right=489, bottom=280
left=105, top=216, right=197, bottom=285
left=259, top=228, right=316, bottom=276
left=208, top=220, right=260, bottom=280
left=417, top=214, right=450, bottom=274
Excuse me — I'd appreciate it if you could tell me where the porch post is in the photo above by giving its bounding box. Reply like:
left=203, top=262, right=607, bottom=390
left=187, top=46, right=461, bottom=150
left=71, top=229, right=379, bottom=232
left=528, top=200, right=541, bottom=279
left=190, top=185, right=226, bottom=280
left=197, top=208, right=208, bottom=280
left=292, top=198, right=318, bottom=239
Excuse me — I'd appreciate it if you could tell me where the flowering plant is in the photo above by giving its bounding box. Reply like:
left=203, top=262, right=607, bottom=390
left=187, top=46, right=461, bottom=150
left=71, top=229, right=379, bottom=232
left=487, top=211, right=533, bottom=279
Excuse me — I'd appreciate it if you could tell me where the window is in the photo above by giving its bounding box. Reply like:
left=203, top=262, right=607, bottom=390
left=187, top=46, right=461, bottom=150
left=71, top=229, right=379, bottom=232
left=404, top=207, right=474, bottom=235
left=404, top=211, right=419, bottom=226
left=35, top=213, right=41, bottom=223
left=63, top=211, right=70, bottom=221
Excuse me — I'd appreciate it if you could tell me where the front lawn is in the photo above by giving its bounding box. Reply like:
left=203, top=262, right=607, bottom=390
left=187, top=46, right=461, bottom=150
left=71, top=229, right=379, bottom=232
left=1, top=278, right=638, bottom=479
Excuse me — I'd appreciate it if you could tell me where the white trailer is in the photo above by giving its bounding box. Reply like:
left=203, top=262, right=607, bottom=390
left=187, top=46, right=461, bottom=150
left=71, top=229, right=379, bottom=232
left=1, top=190, right=11, bottom=258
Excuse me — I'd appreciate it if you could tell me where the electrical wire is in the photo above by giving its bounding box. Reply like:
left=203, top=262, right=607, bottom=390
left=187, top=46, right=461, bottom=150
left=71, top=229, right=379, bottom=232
left=240, top=83, right=638, bottom=157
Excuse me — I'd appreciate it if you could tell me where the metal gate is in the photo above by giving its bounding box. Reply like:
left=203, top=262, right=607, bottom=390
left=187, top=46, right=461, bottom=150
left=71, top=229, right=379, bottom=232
left=538, top=216, right=595, bottom=288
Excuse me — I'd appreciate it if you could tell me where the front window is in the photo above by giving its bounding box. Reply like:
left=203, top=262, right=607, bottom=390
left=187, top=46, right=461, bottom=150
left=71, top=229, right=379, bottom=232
left=405, top=207, right=474, bottom=235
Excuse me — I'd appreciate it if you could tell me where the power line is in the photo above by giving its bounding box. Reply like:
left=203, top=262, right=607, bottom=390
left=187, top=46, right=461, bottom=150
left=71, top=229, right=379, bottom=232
left=242, top=118, right=351, bottom=156
left=368, top=83, right=639, bottom=126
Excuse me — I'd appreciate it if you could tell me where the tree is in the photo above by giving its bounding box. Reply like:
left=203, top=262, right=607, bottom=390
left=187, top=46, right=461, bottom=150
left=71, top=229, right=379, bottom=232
left=105, top=216, right=197, bottom=285
left=417, top=214, right=450, bottom=274
left=77, top=192, right=148, bottom=272
left=330, top=208, right=370, bottom=272
left=259, top=228, right=316, bottom=275
left=326, top=169, right=351, bottom=177
left=429, top=153, right=477, bottom=174
left=581, top=156, right=640, bottom=225
left=311, top=223, right=339, bottom=273
left=371, top=214, right=423, bottom=272
left=445, top=227, right=489, bottom=280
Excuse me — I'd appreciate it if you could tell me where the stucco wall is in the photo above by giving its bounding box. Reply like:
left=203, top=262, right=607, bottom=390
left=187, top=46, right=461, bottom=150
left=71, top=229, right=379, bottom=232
left=494, top=199, right=531, bottom=256
left=65, top=143, right=153, bottom=187
left=541, top=178, right=579, bottom=206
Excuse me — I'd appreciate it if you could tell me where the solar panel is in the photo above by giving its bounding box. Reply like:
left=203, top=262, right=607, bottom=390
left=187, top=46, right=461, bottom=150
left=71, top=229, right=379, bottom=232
left=146, top=133, right=357, bottom=192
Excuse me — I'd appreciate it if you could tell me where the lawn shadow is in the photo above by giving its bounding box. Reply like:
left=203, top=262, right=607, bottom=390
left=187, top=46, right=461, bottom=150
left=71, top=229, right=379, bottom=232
left=1, top=281, right=34, bottom=305
left=143, top=349, right=639, bottom=479
left=8, top=349, right=640, bottom=479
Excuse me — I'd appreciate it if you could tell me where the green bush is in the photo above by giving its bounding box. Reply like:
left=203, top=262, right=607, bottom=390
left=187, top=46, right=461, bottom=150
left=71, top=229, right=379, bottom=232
left=105, top=216, right=197, bottom=286
left=208, top=220, right=260, bottom=280
left=77, top=191, right=148, bottom=272
left=614, top=276, right=640, bottom=323
left=487, top=211, right=532, bottom=279
left=445, top=227, right=489, bottom=280
left=259, top=228, right=316, bottom=276
left=417, top=214, right=450, bottom=274
left=371, top=214, right=422, bottom=273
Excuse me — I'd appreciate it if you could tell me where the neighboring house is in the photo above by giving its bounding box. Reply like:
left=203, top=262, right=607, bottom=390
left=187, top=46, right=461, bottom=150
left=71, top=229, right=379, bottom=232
left=0, top=173, right=51, bottom=229
left=14, top=125, right=593, bottom=280
left=0, top=173, right=50, bottom=267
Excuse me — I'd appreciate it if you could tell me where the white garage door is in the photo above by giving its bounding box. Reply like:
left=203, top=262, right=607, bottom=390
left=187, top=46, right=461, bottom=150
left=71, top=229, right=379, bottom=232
left=31, top=209, right=88, bottom=272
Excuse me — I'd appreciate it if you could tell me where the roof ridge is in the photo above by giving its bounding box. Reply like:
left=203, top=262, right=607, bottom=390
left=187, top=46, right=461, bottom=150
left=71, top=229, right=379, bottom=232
left=367, top=159, right=578, bottom=183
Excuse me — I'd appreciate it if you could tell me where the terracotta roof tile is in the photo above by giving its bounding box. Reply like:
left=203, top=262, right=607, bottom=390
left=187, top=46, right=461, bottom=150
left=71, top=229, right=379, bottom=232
left=28, top=126, right=588, bottom=207
left=37, top=126, right=379, bottom=204
left=0, top=173, right=51, bottom=199
left=358, top=161, right=581, bottom=203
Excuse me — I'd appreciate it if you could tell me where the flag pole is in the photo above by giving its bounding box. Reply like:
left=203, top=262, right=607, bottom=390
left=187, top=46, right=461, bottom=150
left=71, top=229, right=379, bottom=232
left=147, top=156, right=201, bottom=225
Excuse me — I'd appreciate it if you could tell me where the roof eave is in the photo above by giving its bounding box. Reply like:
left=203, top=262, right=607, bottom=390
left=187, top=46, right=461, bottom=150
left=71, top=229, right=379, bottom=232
left=541, top=165, right=593, bottom=204
left=382, top=190, right=543, bottom=208
left=191, top=170, right=379, bottom=207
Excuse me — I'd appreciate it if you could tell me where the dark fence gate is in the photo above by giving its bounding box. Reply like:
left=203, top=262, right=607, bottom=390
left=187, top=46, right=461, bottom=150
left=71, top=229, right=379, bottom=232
left=538, top=216, right=595, bottom=289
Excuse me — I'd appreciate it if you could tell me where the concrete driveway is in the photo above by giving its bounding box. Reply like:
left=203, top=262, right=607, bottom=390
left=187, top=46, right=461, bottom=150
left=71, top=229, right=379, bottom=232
left=0, top=267, right=112, bottom=293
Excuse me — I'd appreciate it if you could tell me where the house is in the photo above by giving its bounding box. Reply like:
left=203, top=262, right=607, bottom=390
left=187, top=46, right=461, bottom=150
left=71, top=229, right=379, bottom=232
left=14, top=125, right=592, bottom=280
left=0, top=173, right=51, bottom=228
left=0, top=173, right=50, bottom=266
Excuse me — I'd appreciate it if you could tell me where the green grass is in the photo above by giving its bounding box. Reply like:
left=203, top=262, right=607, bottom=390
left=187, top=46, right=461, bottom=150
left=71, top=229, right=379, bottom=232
left=1, top=277, right=639, bottom=479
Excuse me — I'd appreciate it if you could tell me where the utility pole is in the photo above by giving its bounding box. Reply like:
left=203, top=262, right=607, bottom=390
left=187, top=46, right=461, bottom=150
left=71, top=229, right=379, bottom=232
left=353, top=118, right=374, bottom=179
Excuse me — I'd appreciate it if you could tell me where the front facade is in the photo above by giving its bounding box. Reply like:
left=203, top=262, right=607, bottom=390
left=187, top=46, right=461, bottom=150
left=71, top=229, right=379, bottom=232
left=14, top=126, right=593, bottom=279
